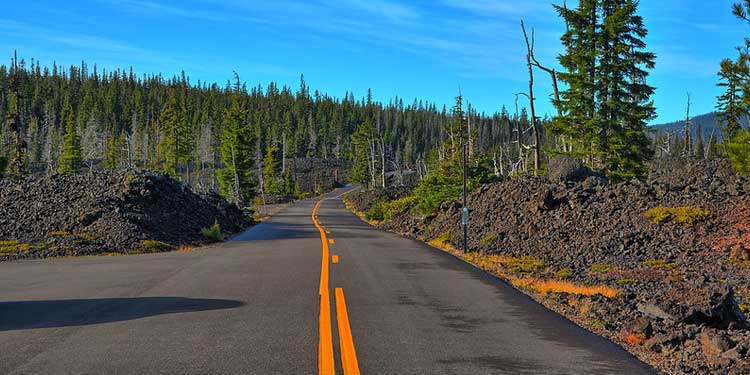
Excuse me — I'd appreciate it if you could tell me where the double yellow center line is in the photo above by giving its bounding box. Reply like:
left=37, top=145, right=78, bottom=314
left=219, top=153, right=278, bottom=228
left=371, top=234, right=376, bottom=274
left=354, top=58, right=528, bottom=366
left=313, top=197, right=360, bottom=375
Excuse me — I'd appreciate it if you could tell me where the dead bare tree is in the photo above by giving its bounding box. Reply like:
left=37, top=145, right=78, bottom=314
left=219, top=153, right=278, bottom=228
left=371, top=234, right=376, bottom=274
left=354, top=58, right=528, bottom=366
left=379, top=138, right=386, bottom=189
left=514, top=94, right=523, bottom=168
left=521, top=20, right=541, bottom=175
left=683, top=93, right=692, bottom=157
left=658, top=131, right=675, bottom=157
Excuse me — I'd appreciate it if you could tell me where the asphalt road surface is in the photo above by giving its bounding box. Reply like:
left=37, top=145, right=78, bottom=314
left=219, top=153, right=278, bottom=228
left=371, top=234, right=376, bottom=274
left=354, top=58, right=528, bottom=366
left=0, top=187, right=656, bottom=374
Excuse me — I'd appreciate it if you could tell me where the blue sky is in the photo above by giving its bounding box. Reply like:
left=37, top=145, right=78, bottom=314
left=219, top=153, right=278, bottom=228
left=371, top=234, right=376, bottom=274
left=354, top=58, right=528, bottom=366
left=0, top=0, right=745, bottom=123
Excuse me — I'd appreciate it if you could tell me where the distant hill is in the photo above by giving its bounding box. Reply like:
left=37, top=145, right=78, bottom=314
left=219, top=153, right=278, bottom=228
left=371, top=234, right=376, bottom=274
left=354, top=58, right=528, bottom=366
left=650, top=112, right=748, bottom=139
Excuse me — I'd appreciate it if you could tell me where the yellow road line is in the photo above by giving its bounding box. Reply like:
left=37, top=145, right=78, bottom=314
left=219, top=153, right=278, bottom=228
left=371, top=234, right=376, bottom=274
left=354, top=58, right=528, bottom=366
left=313, top=200, right=334, bottom=375
left=314, top=188, right=360, bottom=375
left=329, top=238, right=335, bottom=245
left=332, top=255, right=339, bottom=264
left=335, top=288, right=361, bottom=375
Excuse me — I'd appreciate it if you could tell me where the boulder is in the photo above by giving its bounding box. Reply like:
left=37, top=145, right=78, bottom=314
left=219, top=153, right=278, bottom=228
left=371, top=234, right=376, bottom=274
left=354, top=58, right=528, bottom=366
left=729, top=243, right=750, bottom=263
left=546, top=156, right=593, bottom=183
left=637, top=302, right=675, bottom=323
left=621, top=317, right=654, bottom=339
left=700, top=328, right=735, bottom=367
left=683, top=286, right=747, bottom=329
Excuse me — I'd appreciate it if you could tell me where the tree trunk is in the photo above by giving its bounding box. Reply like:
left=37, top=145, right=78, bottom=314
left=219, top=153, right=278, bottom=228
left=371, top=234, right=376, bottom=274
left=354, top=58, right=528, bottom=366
left=380, top=140, right=386, bottom=189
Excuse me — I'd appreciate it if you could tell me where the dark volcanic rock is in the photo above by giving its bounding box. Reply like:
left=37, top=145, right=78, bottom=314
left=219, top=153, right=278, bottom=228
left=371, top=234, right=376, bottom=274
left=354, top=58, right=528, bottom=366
left=546, top=155, right=595, bottom=182
left=288, top=158, right=348, bottom=194
left=0, top=171, right=253, bottom=260
left=701, top=329, right=735, bottom=368
left=621, top=317, right=654, bottom=339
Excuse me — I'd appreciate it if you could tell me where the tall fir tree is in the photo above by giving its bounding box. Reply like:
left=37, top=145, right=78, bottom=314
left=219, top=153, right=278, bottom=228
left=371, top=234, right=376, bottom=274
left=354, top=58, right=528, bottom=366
left=349, top=120, right=376, bottom=186
left=217, top=90, right=256, bottom=205
left=597, top=0, right=655, bottom=180
left=262, top=145, right=281, bottom=195
left=553, top=0, right=654, bottom=179
left=157, top=93, right=192, bottom=178
left=552, top=0, right=600, bottom=162
left=58, top=112, right=83, bottom=174
left=717, top=57, right=747, bottom=139
left=284, top=166, right=299, bottom=197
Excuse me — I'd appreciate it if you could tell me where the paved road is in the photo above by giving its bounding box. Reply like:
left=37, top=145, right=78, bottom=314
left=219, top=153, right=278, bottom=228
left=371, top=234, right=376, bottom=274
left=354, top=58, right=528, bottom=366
left=0, top=188, right=656, bottom=374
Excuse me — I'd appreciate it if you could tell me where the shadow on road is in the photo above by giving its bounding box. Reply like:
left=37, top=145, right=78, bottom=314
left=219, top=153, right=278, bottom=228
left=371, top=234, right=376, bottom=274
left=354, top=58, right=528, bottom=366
left=0, top=297, right=244, bottom=331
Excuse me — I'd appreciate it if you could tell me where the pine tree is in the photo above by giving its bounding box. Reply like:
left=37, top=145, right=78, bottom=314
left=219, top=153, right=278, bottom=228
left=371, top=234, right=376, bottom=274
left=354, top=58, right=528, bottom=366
left=727, top=130, right=750, bottom=175
left=58, top=112, right=83, bottom=174
left=695, top=122, right=705, bottom=159
left=552, top=0, right=600, bottom=162
left=217, top=90, right=255, bottom=205
left=284, top=166, right=299, bottom=197
left=553, top=0, right=654, bottom=180
left=349, top=121, right=376, bottom=186
left=448, top=93, right=465, bottom=161
left=717, top=58, right=746, bottom=139
left=598, top=0, right=655, bottom=180
left=157, top=93, right=187, bottom=177
left=104, top=129, right=122, bottom=170
left=262, top=145, right=281, bottom=195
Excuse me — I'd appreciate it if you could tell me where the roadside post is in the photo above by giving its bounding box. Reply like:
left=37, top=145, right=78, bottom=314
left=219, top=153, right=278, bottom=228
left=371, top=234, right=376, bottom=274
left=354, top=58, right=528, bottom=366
left=462, top=141, right=468, bottom=253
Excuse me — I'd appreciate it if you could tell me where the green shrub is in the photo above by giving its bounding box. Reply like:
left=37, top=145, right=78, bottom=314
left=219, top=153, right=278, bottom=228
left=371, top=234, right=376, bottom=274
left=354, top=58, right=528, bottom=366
left=0, top=240, right=31, bottom=255
left=727, top=130, right=750, bottom=175
left=201, top=220, right=223, bottom=242
left=479, top=234, right=498, bottom=247
left=381, top=196, right=419, bottom=221
left=74, top=232, right=102, bottom=244
left=137, top=240, right=173, bottom=253
left=645, top=206, right=712, bottom=226
left=502, top=256, right=545, bottom=274
left=617, top=278, right=639, bottom=285
left=642, top=259, right=678, bottom=269
left=298, top=192, right=312, bottom=200
left=555, top=268, right=573, bottom=279
left=434, top=230, right=452, bottom=244
left=740, top=304, right=750, bottom=313
left=48, top=231, right=69, bottom=238
left=590, top=264, right=615, bottom=274
left=413, top=159, right=495, bottom=215
left=365, top=203, right=384, bottom=221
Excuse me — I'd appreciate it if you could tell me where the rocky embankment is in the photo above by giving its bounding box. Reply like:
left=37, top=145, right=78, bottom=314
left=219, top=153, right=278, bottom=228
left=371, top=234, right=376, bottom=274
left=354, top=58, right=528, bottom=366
left=0, top=171, right=252, bottom=260
left=346, top=158, right=750, bottom=374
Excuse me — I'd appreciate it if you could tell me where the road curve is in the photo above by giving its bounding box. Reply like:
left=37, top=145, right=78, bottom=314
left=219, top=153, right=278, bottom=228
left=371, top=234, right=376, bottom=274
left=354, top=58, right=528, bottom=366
left=0, top=188, right=656, bottom=374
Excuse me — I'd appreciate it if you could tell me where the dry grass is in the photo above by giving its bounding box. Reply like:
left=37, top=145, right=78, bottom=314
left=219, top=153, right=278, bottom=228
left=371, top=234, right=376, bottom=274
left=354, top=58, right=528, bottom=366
left=429, top=237, right=620, bottom=299
left=509, top=277, right=620, bottom=298
left=623, top=333, right=647, bottom=346
left=177, top=245, right=194, bottom=252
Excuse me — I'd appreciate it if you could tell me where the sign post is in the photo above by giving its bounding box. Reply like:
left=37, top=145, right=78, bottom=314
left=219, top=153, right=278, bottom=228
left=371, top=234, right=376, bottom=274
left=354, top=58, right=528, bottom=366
left=462, top=141, right=468, bottom=253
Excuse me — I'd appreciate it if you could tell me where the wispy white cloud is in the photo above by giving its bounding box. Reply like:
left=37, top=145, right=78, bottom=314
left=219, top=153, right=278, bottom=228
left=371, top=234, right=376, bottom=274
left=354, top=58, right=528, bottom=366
left=103, top=0, right=227, bottom=21
left=0, top=19, right=136, bottom=53
left=439, top=0, right=554, bottom=17
left=329, top=0, right=420, bottom=24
